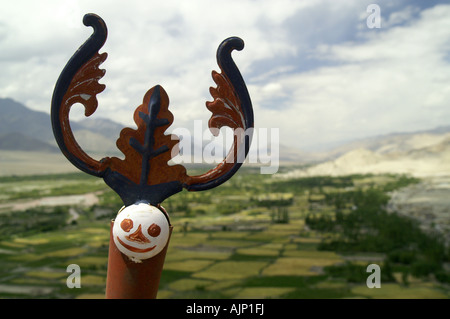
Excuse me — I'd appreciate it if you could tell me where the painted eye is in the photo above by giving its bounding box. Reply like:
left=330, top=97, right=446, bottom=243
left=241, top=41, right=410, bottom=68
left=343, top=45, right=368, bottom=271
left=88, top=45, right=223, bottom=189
left=120, top=218, right=133, bottom=232
left=147, top=223, right=161, bottom=237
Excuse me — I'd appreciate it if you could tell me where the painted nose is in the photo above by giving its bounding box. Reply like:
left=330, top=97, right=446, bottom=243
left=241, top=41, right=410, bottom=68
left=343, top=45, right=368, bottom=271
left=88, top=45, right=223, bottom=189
left=125, top=225, right=150, bottom=244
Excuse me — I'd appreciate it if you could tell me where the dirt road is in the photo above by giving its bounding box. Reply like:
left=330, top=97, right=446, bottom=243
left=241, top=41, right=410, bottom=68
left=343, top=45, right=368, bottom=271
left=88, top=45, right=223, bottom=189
left=0, top=192, right=100, bottom=213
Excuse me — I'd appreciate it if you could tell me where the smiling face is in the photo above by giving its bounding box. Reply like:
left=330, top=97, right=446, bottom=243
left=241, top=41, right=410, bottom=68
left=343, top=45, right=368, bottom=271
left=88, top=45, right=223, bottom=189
left=113, top=203, right=170, bottom=262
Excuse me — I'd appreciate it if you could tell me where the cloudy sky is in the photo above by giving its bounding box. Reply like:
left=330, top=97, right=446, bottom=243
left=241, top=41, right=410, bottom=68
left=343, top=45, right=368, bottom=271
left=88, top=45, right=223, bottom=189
left=1, top=0, right=450, bottom=152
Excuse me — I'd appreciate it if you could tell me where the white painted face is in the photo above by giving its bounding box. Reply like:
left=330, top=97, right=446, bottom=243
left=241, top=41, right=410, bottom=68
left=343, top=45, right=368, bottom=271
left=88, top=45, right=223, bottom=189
left=113, top=203, right=170, bottom=262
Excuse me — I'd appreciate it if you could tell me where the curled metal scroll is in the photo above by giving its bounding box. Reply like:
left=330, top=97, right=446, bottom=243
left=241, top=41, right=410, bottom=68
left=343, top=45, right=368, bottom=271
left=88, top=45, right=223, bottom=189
left=51, top=13, right=254, bottom=207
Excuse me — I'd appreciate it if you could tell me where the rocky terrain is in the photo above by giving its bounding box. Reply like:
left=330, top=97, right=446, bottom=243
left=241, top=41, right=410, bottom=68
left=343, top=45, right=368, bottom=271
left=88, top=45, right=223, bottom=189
left=387, top=175, right=450, bottom=246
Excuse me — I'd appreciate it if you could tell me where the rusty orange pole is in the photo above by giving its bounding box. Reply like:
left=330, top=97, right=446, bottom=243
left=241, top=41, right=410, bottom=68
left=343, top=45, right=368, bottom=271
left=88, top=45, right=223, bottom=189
left=105, top=222, right=172, bottom=299
left=105, top=203, right=172, bottom=299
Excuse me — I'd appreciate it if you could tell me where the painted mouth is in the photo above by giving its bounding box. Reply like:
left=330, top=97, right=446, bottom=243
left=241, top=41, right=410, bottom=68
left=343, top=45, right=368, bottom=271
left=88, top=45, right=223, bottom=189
left=117, top=237, right=156, bottom=253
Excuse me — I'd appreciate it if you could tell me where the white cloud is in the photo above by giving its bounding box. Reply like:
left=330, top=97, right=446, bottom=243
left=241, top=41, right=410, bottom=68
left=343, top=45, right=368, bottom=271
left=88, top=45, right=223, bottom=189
left=1, top=1, right=449, bottom=154
left=1, top=0, right=307, bottom=131
left=252, top=4, right=450, bottom=150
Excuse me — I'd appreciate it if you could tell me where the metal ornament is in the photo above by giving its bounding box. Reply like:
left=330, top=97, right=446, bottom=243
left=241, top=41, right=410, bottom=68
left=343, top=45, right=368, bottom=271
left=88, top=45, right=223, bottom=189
left=51, top=13, right=254, bottom=208
left=51, top=13, right=253, bottom=298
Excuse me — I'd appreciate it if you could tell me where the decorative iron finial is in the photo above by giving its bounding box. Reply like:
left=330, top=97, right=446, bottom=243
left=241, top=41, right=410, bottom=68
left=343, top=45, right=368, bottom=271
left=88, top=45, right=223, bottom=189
left=51, top=13, right=254, bottom=298
left=51, top=13, right=254, bottom=208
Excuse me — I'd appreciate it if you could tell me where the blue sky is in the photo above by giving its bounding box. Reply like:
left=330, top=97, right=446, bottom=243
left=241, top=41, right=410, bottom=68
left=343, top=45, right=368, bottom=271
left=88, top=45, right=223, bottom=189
left=1, top=0, right=450, bottom=151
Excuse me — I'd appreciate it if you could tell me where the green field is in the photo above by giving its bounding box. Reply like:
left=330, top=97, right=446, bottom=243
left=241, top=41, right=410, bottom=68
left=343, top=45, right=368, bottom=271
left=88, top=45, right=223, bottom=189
left=0, top=169, right=448, bottom=299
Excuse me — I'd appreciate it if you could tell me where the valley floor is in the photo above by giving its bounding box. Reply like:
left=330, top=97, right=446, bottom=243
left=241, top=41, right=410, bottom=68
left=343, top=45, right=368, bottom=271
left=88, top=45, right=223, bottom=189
left=0, top=170, right=448, bottom=299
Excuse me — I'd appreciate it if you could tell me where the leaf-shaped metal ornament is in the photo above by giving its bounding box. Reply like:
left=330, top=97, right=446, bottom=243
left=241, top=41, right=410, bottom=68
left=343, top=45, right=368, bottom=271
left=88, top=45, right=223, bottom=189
left=51, top=13, right=109, bottom=177
left=51, top=13, right=253, bottom=208
left=103, top=86, right=187, bottom=206
left=184, top=37, right=254, bottom=191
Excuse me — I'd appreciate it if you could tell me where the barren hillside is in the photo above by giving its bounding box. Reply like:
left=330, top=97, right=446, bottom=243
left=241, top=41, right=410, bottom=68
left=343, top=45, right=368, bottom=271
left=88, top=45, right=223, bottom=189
left=277, top=134, right=450, bottom=179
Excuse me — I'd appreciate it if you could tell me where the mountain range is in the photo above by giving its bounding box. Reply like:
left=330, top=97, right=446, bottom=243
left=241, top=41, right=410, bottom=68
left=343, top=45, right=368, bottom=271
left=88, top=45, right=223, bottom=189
left=1, top=97, right=450, bottom=177
left=277, top=130, right=450, bottom=178
left=0, top=97, right=123, bottom=154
